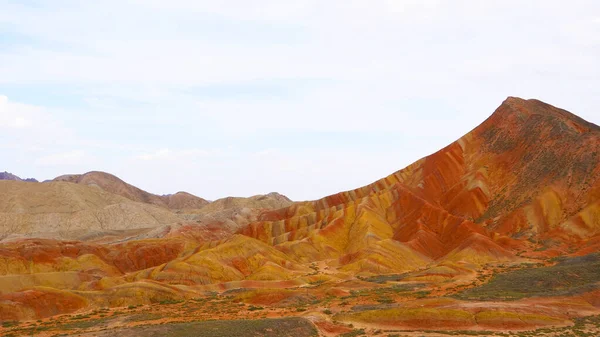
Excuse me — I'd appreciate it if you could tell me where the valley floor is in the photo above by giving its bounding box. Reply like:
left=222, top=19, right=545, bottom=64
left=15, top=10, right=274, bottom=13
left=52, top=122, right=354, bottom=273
left=2, top=254, right=600, bottom=337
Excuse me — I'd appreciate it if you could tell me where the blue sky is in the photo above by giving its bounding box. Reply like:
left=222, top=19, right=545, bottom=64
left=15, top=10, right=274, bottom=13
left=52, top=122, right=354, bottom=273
left=0, top=0, right=599, bottom=201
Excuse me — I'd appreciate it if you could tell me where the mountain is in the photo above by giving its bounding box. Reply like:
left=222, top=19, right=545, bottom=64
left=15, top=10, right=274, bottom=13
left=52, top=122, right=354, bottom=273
left=187, top=192, right=293, bottom=231
left=0, top=180, right=184, bottom=240
left=0, top=171, right=38, bottom=182
left=53, top=171, right=209, bottom=209
left=199, top=192, right=292, bottom=213
left=48, top=171, right=292, bottom=236
left=0, top=170, right=292, bottom=242
left=162, top=191, right=210, bottom=209
left=1, top=97, right=599, bottom=336
left=241, top=97, right=599, bottom=268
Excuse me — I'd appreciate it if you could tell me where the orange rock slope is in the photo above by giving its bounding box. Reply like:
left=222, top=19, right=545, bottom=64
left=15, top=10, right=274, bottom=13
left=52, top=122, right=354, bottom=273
left=242, top=97, right=599, bottom=267
left=0, top=97, right=599, bottom=325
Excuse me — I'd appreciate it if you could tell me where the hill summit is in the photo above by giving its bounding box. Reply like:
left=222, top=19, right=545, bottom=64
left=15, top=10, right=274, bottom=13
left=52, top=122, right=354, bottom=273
left=53, top=171, right=209, bottom=209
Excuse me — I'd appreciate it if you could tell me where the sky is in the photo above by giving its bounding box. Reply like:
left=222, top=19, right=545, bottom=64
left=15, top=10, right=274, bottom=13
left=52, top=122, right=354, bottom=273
left=0, top=0, right=599, bottom=201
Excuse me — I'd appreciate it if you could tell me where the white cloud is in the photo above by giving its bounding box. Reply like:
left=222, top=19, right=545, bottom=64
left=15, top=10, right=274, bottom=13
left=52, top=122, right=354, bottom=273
left=253, top=148, right=277, bottom=157
left=0, top=0, right=592, bottom=87
left=35, top=150, right=92, bottom=166
left=134, top=148, right=222, bottom=161
left=0, top=95, right=35, bottom=129
left=135, top=148, right=171, bottom=161
left=0, top=95, right=76, bottom=148
left=561, top=16, right=600, bottom=46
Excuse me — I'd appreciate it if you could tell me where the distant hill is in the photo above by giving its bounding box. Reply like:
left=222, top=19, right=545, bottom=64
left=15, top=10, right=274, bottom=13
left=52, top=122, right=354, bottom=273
left=0, top=171, right=38, bottom=182
left=50, top=171, right=293, bottom=233
left=186, top=192, right=293, bottom=232
left=53, top=171, right=209, bottom=209
left=0, top=170, right=293, bottom=241
left=0, top=180, right=183, bottom=240
left=196, top=192, right=292, bottom=214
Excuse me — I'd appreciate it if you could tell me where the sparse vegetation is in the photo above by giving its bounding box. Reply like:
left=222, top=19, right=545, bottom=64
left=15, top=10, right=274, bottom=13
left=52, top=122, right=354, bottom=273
left=96, top=317, right=317, bottom=337
left=340, top=328, right=366, bottom=337
left=55, top=317, right=112, bottom=330
left=158, top=299, right=184, bottom=305
left=376, top=296, right=394, bottom=304
left=124, top=312, right=163, bottom=322
left=414, top=290, right=431, bottom=298
left=454, top=253, right=600, bottom=300
left=358, top=273, right=409, bottom=284
left=248, top=305, right=264, bottom=311
left=1, top=321, right=18, bottom=328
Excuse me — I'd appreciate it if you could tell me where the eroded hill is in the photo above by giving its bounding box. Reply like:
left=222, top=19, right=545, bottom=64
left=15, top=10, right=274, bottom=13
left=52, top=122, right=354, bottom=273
left=53, top=171, right=209, bottom=210
left=0, top=180, right=183, bottom=240
left=241, top=97, right=600, bottom=267
left=1, top=97, right=599, bottom=337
